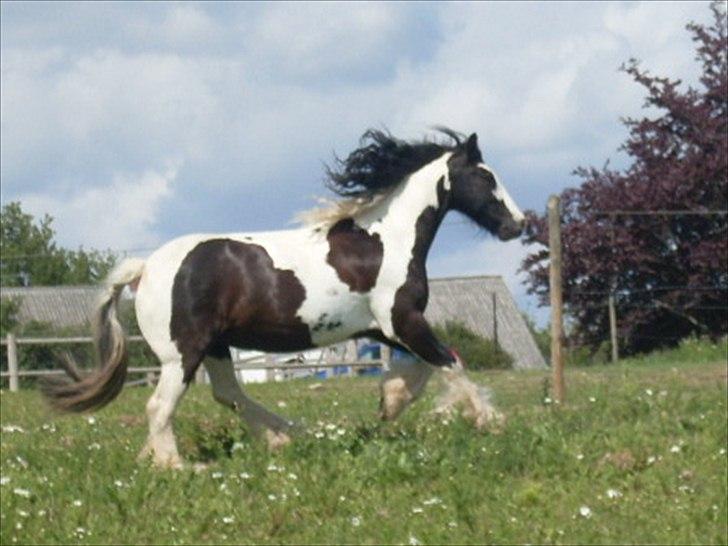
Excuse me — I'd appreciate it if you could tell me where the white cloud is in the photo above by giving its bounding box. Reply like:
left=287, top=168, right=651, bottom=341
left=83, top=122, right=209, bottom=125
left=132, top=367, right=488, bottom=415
left=19, top=163, right=178, bottom=250
left=1, top=48, right=234, bottom=190
left=243, top=2, right=419, bottom=82
left=429, top=236, right=529, bottom=297
left=428, top=232, right=549, bottom=324
left=0, top=1, right=715, bottom=317
left=159, top=4, right=219, bottom=45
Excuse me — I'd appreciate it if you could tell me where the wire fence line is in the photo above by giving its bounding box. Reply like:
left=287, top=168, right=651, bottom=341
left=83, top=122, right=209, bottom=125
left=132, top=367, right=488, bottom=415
left=590, top=210, right=728, bottom=216
left=546, top=202, right=728, bottom=370
left=569, top=285, right=728, bottom=296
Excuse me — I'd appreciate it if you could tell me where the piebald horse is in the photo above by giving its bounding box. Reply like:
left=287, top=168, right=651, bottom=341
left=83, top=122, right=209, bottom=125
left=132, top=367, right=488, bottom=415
left=44, top=129, right=525, bottom=468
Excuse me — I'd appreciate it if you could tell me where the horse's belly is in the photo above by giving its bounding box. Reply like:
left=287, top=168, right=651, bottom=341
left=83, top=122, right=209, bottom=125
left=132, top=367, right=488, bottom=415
left=220, top=294, right=372, bottom=351
left=224, top=325, right=315, bottom=353
left=299, top=292, right=374, bottom=347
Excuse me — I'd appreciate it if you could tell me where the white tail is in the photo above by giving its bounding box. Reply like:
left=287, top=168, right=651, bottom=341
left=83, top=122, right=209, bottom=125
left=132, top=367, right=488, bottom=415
left=42, top=258, right=146, bottom=412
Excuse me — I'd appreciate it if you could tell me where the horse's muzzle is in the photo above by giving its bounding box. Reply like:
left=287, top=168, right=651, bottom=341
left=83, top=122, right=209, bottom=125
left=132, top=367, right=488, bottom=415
left=497, top=219, right=524, bottom=241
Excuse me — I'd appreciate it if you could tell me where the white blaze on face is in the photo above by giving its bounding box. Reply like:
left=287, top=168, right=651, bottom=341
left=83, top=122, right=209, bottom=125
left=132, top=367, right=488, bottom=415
left=480, top=163, right=525, bottom=223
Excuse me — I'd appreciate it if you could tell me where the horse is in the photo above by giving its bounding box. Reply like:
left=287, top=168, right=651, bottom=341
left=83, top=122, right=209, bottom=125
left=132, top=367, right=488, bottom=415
left=43, top=128, right=525, bottom=468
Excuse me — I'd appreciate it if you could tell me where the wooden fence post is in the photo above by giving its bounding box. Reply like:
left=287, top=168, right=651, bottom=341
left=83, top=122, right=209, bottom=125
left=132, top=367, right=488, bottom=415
left=380, top=344, right=391, bottom=370
left=608, top=294, right=619, bottom=363
left=346, top=340, right=357, bottom=377
left=548, top=195, right=565, bottom=404
left=492, top=292, right=499, bottom=350
left=7, top=333, right=19, bottom=392
left=608, top=215, right=619, bottom=364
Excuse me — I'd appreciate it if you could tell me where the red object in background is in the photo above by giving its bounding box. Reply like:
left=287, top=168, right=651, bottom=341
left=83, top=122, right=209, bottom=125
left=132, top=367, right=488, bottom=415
left=448, top=347, right=465, bottom=368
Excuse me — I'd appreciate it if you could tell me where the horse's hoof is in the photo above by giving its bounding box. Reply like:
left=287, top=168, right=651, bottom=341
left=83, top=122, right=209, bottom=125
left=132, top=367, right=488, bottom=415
left=137, top=444, right=152, bottom=462
left=138, top=447, right=185, bottom=470
left=265, top=429, right=291, bottom=450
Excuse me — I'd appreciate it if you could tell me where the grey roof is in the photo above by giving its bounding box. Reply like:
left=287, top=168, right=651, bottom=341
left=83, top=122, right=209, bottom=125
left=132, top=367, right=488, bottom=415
left=0, top=285, right=100, bottom=330
left=1, top=276, right=546, bottom=369
left=426, top=276, right=546, bottom=370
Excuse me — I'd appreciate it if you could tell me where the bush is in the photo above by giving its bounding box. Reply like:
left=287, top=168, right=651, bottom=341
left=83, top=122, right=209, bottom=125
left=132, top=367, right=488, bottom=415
left=432, top=320, right=514, bottom=370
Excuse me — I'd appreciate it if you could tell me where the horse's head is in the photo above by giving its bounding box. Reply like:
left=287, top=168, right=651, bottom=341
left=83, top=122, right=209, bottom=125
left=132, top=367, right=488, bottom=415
left=447, top=134, right=525, bottom=241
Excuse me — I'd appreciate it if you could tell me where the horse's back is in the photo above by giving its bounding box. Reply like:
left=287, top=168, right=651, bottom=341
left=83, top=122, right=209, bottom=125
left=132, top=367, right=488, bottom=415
left=134, top=228, right=376, bottom=360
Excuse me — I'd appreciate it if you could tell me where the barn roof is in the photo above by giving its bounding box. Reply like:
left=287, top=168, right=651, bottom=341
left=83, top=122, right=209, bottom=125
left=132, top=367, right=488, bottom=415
left=426, top=276, right=546, bottom=370
left=1, top=285, right=99, bottom=330
left=1, top=275, right=546, bottom=369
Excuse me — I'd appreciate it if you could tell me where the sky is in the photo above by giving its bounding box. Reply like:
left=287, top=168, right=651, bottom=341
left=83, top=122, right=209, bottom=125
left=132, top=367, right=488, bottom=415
left=0, top=1, right=713, bottom=324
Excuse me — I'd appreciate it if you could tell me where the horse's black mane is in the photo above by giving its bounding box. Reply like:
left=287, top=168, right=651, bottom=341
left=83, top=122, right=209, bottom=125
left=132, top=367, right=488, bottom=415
left=325, top=128, right=465, bottom=198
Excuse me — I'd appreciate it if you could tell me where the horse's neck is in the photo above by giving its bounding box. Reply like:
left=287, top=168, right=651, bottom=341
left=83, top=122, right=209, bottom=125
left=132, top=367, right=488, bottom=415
left=358, top=153, right=451, bottom=269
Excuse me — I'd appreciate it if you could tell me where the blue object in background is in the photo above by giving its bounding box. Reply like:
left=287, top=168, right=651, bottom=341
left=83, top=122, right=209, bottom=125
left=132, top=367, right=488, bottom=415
left=357, top=342, right=380, bottom=360
left=392, top=347, right=417, bottom=362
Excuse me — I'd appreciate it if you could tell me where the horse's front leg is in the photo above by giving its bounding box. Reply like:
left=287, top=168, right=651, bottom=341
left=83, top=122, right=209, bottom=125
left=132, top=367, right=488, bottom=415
left=371, top=311, right=450, bottom=420
left=390, top=310, right=458, bottom=367
left=378, top=311, right=501, bottom=429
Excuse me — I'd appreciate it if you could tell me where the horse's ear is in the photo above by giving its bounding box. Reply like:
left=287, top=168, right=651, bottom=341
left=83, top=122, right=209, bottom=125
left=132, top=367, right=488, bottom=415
left=465, top=133, right=482, bottom=163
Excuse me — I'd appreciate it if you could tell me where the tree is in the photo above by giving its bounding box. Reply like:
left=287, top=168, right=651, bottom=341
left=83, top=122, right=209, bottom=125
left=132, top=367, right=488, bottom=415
left=1, top=202, right=121, bottom=377
left=521, top=2, right=727, bottom=355
left=0, top=201, right=116, bottom=287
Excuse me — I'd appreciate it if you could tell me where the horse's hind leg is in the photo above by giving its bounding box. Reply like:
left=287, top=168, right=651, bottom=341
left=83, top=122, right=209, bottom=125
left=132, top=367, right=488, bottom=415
left=204, top=356, right=294, bottom=449
left=139, top=361, right=187, bottom=468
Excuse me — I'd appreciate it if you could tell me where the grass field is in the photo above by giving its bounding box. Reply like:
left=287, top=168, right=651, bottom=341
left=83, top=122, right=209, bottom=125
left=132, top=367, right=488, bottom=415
left=1, top=340, right=727, bottom=544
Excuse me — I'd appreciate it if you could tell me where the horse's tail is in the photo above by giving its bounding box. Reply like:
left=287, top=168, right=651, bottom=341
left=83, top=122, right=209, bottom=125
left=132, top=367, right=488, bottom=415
left=43, top=258, right=146, bottom=413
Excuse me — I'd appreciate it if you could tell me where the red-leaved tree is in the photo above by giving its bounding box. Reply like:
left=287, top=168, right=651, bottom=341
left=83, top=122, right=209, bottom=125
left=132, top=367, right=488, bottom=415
left=521, top=2, right=727, bottom=355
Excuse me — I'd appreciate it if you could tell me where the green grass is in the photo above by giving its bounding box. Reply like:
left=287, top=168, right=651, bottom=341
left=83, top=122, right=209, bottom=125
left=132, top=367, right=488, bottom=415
left=1, top=343, right=726, bottom=544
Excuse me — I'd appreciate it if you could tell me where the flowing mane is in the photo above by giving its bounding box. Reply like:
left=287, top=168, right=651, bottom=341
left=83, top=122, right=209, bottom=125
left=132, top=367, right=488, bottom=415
left=298, top=128, right=464, bottom=227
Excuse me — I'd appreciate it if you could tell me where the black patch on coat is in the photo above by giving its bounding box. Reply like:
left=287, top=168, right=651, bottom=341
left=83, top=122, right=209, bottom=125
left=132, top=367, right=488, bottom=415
left=390, top=177, right=456, bottom=366
left=446, top=148, right=523, bottom=240
left=311, top=312, right=344, bottom=333
left=170, top=239, right=313, bottom=383
left=326, top=218, right=384, bottom=293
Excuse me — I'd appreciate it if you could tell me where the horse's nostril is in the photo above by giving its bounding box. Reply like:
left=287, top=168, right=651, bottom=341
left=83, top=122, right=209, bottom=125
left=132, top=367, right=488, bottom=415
left=498, top=221, right=523, bottom=241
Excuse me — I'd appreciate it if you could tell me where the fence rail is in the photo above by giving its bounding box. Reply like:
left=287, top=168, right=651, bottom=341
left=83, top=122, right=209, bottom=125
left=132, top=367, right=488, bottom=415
left=1, top=333, right=385, bottom=392
left=0, top=335, right=145, bottom=345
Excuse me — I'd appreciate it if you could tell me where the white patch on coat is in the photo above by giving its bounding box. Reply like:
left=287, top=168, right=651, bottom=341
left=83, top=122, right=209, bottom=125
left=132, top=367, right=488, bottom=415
left=480, top=163, right=524, bottom=223
left=133, top=229, right=373, bottom=357
left=135, top=234, right=211, bottom=363
left=360, top=152, right=452, bottom=340
left=140, top=361, right=186, bottom=468
left=235, top=229, right=374, bottom=345
left=132, top=152, right=452, bottom=359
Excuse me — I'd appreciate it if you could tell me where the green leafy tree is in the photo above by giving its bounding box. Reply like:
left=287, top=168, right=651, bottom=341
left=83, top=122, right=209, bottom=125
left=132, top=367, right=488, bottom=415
left=1, top=202, right=121, bottom=380
left=1, top=201, right=116, bottom=287
left=521, top=3, right=727, bottom=355
left=432, top=320, right=514, bottom=370
left=0, top=296, right=21, bottom=337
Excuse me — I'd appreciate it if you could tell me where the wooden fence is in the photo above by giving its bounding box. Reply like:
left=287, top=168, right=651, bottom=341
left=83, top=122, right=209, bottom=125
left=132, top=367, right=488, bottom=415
left=1, top=333, right=387, bottom=392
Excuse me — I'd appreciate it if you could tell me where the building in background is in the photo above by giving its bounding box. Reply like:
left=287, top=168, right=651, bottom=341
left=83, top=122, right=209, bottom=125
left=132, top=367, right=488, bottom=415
left=1, top=275, right=546, bottom=382
left=426, top=276, right=546, bottom=370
